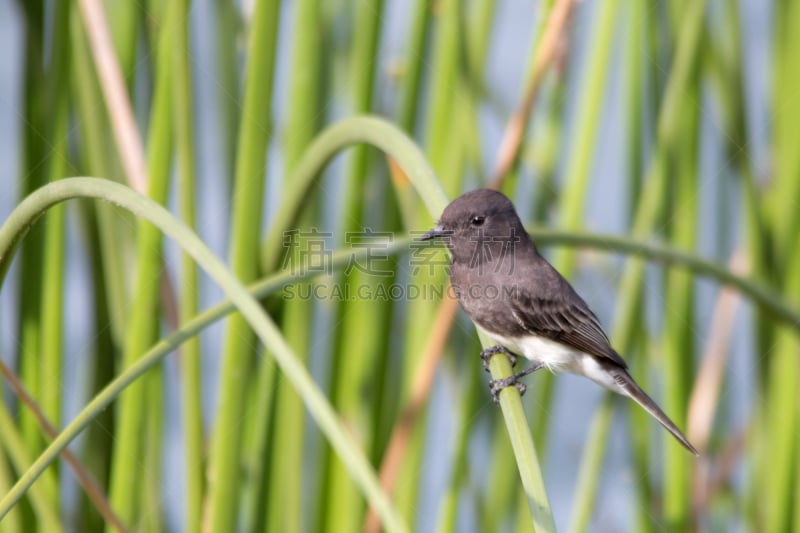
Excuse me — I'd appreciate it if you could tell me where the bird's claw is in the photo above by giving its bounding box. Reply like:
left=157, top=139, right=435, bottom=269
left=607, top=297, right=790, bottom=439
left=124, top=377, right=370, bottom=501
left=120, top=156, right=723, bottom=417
left=480, top=345, right=516, bottom=373
left=489, top=376, right=527, bottom=402
left=486, top=362, right=544, bottom=402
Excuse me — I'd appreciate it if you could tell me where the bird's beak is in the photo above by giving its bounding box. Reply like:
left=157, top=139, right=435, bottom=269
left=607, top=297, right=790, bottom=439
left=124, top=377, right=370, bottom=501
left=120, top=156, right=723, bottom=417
left=419, top=224, right=447, bottom=241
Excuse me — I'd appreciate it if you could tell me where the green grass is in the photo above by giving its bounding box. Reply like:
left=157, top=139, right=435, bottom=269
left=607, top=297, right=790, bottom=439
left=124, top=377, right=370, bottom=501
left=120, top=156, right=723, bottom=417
left=1, top=2, right=798, bottom=531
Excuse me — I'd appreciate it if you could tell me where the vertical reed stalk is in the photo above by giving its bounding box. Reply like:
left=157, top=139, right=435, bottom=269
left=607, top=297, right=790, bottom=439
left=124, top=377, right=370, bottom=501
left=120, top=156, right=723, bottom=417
left=206, top=1, right=281, bottom=530
left=105, top=0, right=175, bottom=521
left=171, top=0, right=203, bottom=530
left=261, top=2, right=323, bottom=532
left=321, top=2, right=387, bottom=530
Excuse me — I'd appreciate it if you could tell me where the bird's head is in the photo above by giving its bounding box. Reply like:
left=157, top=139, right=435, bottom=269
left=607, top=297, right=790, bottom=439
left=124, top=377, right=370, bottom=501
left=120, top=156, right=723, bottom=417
left=420, top=189, right=527, bottom=266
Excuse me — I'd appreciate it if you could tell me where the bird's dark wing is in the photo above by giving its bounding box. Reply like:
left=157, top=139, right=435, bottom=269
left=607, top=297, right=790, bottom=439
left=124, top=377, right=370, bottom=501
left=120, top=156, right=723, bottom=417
left=509, top=290, right=628, bottom=368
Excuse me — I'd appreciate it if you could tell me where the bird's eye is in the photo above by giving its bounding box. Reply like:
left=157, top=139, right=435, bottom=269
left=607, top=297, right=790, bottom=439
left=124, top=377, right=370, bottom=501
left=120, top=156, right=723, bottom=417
left=471, top=215, right=485, bottom=226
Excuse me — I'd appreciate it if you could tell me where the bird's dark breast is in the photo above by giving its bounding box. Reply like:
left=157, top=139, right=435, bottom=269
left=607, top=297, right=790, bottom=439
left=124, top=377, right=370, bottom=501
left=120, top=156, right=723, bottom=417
left=449, top=265, right=529, bottom=337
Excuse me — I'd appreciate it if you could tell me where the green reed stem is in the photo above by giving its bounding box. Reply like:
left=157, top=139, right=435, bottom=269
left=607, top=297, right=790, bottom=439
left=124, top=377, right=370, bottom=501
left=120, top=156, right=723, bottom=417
left=552, top=0, right=620, bottom=275
left=481, top=333, right=556, bottom=533
left=0, top=403, right=61, bottom=531
left=0, top=178, right=409, bottom=533
left=322, top=2, right=387, bottom=530
left=206, top=1, right=280, bottom=530
left=105, top=0, right=175, bottom=524
left=258, top=1, right=323, bottom=531
left=171, top=0, right=203, bottom=529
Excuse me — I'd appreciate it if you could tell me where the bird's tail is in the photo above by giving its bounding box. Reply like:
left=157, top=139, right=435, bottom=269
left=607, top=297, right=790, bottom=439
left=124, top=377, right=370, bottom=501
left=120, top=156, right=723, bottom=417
left=612, top=368, right=699, bottom=456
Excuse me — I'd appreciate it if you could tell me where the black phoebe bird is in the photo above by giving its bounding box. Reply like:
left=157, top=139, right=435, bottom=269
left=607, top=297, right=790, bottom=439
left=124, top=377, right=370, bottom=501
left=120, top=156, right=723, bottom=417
left=420, top=189, right=698, bottom=455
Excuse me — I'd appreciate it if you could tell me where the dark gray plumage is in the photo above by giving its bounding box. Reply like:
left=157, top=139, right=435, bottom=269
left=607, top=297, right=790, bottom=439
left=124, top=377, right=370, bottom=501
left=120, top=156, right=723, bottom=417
left=421, top=189, right=698, bottom=455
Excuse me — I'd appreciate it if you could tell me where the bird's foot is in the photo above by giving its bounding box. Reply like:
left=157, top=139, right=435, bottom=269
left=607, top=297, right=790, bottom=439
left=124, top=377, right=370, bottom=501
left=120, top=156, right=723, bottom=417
left=489, top=376, right=527, bottom=402
left=487, top=363, right=545, bottom=403
left=480, top=345, right=516, bottom=373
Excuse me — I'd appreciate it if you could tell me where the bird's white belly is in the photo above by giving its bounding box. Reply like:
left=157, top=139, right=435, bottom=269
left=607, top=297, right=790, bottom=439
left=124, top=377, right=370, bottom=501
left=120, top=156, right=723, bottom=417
left=476, top=326, right=622, bottom=393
